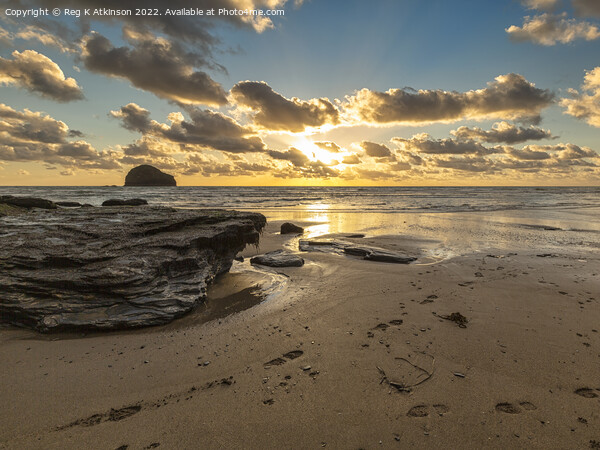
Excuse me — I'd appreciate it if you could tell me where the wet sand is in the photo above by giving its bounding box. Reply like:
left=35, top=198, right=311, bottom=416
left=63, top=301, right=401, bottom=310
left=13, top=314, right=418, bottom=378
left=1, top=218, right=599, bottom=449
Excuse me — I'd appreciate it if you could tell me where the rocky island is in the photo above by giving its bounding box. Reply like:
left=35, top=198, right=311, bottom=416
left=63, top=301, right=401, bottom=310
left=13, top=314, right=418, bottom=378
left=124, top=165, right=177, bottom=186
left=0, top=202, right=265, bottom=332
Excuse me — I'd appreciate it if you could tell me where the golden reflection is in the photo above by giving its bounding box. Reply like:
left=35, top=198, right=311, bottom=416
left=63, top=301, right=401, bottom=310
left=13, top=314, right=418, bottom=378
left=303, top=202, right=331, bottom=237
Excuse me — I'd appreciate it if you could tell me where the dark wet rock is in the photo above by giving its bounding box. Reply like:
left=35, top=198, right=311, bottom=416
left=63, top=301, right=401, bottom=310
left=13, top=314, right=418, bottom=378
left=124, top=164, right=176, bottom=186
left=250, top=250, right=304, bottom=267
left=0, top=196, right=56, bottom=209
left=0, top=203, right=25, bottom=217
left=281, top=222, right=304, bottom=234
left=364, top=249, right=416, bottom=263
left=0, top=207, right=266, bottom=332
left=56, top=201, right=82, bottom=207
left=300, top=239, right=416, bottom=264
left=346, top=234, right=365, bottom=238
left=102, top=198, right=148, bottom=207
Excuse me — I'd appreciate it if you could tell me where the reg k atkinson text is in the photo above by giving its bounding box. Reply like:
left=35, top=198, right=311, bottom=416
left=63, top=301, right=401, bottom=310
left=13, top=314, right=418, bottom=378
left=5, top=7, right=285, bottom=18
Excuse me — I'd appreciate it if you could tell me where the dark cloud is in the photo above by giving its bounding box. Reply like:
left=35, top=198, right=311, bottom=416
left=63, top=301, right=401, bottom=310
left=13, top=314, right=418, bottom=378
left=231, top=81, right=340, bottom=132
left=431, top=156, right=494, bottom=173
left=393, top=134, right=502, bottom=155
left=111, top=103, right=266, bottom=153
left=506, top=147, right=552, bottom=160
left=0, top=50, right=83, bottom=102
left=451, top=121, right=554, bottom=144
left=573, top=0, right=600, bottom=17
left=0, top=103, right=120, bottom=170
left=267, top=147, right=310, bottom=166
left=344, top=74, right=554, bottom=125
left=110, top=102, right=152, bottom=132
left=506, top=13, right=600, bottom=45
left=359, top=141, right=393, bottom=158
left=520, top=143, right=598, bottom=159
left=82, top=33, right=227, bottom=105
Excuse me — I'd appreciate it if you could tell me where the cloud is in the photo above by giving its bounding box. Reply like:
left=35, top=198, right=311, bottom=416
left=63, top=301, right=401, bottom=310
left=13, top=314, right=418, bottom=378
left=314, top=141, right=342, bottom=152
left=111, top=103, right=266, bottom=153
left=267, top=147, right=310, bottom=166
left=506, top=147, right=552, bottom=160
left=518, top=143, right=598, bottom=159
left=573, top=0, right=600, bottom=17
left=342, top=154, right=361, bottom=164
left=14, top=25, right=78, bottom=53
left=0, top=103, right=120, bottom=170
left=343, top=74, right=554, bottom=125
left=432, top=156, right=494, bottom=173
left=230, top=81, right=340, bottom=132
left=267, top=147, right=341, bottom=178
left=111, top=103, right=152, bottom=132
left=0, top=50, right=83, bottom=102
left=521, top=0, right=560, bottom=11
left=82, top=33, right=227, bottom=106
left=506, top=13, right=600, bottom=45
left=393, top=134, right=502, bottom=155
left=359, top=141, right=394, bottom=158
left=561, top=66, right=600, bottom=127
left=451, top=121, right=554, bottom=144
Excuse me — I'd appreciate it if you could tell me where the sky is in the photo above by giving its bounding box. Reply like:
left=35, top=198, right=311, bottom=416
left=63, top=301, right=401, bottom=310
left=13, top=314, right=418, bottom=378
left=0, top=0, right=599, bottom=186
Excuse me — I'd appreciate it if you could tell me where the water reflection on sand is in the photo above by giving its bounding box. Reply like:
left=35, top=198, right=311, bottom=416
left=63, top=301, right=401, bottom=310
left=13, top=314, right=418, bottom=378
left=265, top=204, right=600, bottom=256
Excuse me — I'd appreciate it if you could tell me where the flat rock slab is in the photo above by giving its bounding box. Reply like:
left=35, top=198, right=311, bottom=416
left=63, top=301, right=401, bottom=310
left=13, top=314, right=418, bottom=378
left=250, top=250, right=305, bottom=267
left=299, top=239, right=416, bottom=264
left=0, top=207, right=265, bottom=332
left=0, top=196, right=56, bottom=209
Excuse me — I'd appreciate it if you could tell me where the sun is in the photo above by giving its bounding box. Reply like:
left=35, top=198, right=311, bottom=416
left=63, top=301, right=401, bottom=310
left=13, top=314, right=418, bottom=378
left=292, top=137, right=341, bottom=165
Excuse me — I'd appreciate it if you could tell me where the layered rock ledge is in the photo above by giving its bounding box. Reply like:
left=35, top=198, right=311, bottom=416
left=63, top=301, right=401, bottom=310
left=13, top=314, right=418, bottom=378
left=0, top=206, right=265, bottom=332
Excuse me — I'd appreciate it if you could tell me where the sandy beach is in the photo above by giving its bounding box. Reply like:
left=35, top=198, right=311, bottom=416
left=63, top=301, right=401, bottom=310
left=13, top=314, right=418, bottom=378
left=1, top=214, right=598, bottom=449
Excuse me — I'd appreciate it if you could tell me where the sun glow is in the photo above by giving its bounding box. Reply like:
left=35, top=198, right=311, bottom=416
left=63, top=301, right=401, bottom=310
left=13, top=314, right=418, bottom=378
left=293, top=137, right=344, bottom=166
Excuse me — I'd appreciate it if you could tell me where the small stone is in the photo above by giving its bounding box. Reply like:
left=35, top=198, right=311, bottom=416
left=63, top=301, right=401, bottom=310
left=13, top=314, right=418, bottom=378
left=281, top=222, right=304, bottom=234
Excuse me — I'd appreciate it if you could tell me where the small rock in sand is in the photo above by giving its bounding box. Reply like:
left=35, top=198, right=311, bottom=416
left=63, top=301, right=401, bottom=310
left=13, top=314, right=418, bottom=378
left=281, top=222, right=304, bottom=234
left=250, top=250, right=304, bottom=267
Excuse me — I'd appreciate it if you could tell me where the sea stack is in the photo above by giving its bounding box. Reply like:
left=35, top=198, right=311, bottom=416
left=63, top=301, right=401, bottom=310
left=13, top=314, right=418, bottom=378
left=124, top=165, right=177, bottom=186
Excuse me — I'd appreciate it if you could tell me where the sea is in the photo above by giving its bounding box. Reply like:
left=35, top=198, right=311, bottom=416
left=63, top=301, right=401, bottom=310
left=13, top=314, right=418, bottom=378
left=2, top=186, right=599, bottom=255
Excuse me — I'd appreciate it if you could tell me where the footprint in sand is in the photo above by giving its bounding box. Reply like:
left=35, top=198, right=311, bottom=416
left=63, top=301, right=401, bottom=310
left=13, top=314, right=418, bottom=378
left=264, top=350, right=304, bottom=367
left=372, top=320, right=403, bottom=331
left=575, top=388, right=599, bottom=398
left=406, top=404, right=449, bottom=418
left=495, top=401, right=537, bottom=414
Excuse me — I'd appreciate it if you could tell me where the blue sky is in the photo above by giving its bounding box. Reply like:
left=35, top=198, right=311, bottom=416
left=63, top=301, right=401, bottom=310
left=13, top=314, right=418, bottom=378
left=0, top=0, right=599, bottom=185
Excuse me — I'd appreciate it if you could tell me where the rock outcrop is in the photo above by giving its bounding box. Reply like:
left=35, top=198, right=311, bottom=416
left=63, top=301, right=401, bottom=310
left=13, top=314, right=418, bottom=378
left=56, top=201, right=82, bottom=207
left=299, top=239, right=416, bottom=264
left=102, top=198, right=148, bottom=207
left=0, top=196, right=56, bottom=209
left=250, top=250, right=305, bottom=267
left=124, top=165, right=176, bottom=186
left=0, top=206, right=266, bottom=332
